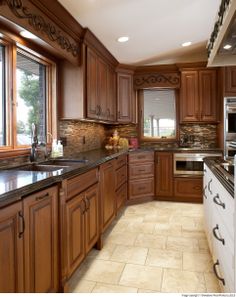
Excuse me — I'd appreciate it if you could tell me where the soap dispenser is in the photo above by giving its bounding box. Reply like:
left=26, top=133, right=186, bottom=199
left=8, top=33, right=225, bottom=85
left=57, top=140, right=63, bottom=157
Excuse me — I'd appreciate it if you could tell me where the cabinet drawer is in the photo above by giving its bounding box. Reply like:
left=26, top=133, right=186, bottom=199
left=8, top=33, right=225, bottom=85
left=129, top=178, right=154, bottom=200
left=129, top=163, right=154, bottom=179
left=115, top=165, right=127, bottom=189
left=66, top=168, right=99, bottom=200
left=129, top=151, right=154, bottom=163
left=174, top=177, right=202, bottom=200
left=116, top=182, right=127, bottom=212
left=115, top=154, right=127, bottom=169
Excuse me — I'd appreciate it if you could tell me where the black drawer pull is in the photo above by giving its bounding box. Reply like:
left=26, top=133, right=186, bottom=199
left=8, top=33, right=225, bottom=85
left=212, top=225, right=225, bottom=245
left=213, top=194, right=225, bottom=209
left=203, top=185, right=207, bottom=199
left=213, top=260, right=225, bottom=286
left=36, top=193, right=49, bottom=201
left=208, top=179, right=212, bottom=195
left=18, top=211, right=25, bottom=238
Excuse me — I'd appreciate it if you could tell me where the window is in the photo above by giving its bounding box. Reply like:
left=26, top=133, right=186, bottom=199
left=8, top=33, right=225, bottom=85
left=0, top=36, right=56, bottom=154
left=0, top=45, right=6, bottom=146
left=16, top=52, right=47, bottom=145
left=139, top=89, right=178, bottom=141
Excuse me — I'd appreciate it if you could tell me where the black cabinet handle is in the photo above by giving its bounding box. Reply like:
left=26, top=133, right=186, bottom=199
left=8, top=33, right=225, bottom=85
left=208, top=179, right=212, bottom=195
left=18, top=211, right=25, bottom=238
left=212, top=225, right=225, bottom=245
left=213, top=194, right=225, bottom=209
left=213, top=260, right=225, bottom=286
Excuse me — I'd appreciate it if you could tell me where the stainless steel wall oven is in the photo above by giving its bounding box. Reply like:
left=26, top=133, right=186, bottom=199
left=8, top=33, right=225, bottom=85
left=224, top=97, right=236, bottom=158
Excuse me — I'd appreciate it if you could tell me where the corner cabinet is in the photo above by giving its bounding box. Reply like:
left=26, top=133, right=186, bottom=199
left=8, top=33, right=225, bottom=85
left=117, top=70, right=135, bottom=123
left=180, top=69, right=218, bottom=123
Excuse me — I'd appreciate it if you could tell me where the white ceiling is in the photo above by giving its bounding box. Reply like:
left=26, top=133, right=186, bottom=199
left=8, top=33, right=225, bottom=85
left=58, top=0, right=221, bottom=65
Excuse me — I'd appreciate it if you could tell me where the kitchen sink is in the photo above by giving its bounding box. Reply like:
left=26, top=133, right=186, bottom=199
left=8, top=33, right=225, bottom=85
left=17, top=164, right=69, bottom=172
left=41, top=159, right=89, bottom=166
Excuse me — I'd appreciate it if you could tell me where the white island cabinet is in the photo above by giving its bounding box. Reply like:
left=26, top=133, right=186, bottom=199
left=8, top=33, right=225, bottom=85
left=203, top=163, right=235, bottom=293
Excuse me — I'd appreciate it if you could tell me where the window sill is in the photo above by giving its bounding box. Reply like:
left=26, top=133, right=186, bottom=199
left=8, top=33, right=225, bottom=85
left=0, top=148, right=30, bottom=159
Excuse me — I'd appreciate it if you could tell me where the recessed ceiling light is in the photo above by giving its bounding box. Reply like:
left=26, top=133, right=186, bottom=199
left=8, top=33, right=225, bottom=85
left=223, top=44, right=232, bottom=50
left=20, top=30, right=38, bottom=39
left=117, top=36, right=129, bottom=43
left=182, top=41, right=192, bottom=47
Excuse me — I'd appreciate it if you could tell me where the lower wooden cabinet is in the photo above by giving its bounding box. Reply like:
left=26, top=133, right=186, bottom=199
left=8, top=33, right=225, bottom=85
left=155, top=152, right=173, bottom=198
left=129, top=178, right=154, bottom=200
left=116, top=182, right=127, bottom=213
left=100, top=160, right=116, bottom=232
left=64, top=183, right=99, bottom=278
left=23, top=186, right=59, bottom=293
left=174, top=177, right=203, bottom=202
left=0, top=202, right=24, bottom=293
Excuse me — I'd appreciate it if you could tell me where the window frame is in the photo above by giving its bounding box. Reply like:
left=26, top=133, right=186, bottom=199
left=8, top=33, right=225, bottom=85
left=138, top=88, right=179, bottom=143
left=0, top=37, right=57, bottom=156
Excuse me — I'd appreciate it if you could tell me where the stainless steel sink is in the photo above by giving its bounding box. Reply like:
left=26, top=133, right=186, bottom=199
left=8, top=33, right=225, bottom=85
left=18, top=164, right=69, bottom=172
left=41, top=159, right=89, bottom=166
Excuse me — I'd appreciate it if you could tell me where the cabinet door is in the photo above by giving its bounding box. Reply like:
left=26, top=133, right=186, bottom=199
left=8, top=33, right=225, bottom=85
left=85, top=183, right=99, bottom=253
left=199, top=70, right=217, bottom=122
left=156, top=152, right=173, bottom=197
left=129, top=177, right=154, bottom=200
left=174, top=177, right=202, bottom=202
left=100, top=160, right=115, bottom=232
left=225, top=66, right=236, bottom=95
left=87, top=47, right=98, bottom=119
left=0, top=202, right=24, bottom=293
left=117, top=72, right=133, bottom=123
left=23, top=186, right=59, bottom=293
left=97, top=57, right=108, bottom=120
left=107, top=67, right=116, bottom=121
left=180, top=71, right=199, bottom=122
left=65, top=193, right=85, bottom=278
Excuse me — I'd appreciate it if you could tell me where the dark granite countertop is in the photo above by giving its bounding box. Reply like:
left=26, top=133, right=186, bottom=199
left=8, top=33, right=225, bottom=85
left=139, top=146, right=223, bottom=152
left=204, top=157, right=234, bottom=197
left=0, top=148, right=128, bottom=208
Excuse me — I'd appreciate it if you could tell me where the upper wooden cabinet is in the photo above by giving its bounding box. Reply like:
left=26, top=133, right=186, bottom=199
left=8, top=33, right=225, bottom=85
left=117, top=71, right=135, bottom=123
left=224, top=67, right=236, bottom=96
left=86, top=47, right=117, bottom=121
left=180, top=69, right=218, bottom=123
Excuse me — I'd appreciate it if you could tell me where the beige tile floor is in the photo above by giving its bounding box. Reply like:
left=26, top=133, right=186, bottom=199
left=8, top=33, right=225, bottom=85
left=68, top=201, right=221, bottom=293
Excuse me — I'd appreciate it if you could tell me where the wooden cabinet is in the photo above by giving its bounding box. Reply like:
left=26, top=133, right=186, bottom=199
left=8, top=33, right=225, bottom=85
left=62, top=168, right=100, bottom=281
left=0, top=202, right=24, bottom=293
left=128, top=151, right=154, bottom=202
left=23, top=186, right=59, bottom=293
left=174, top=177, right=202, bottom=203
left=155, top=152, right=173, bottom=198
left=180, top=69, right=218, bottom=123
left=117, top=71, right=134, bottom=123
left=224, top=66, right=236, bottom=95
left=115, top=154, right=127, bottom=213
left=87, top=47, right=116, bottom=121
left=100, top=160, right=116, bottom=232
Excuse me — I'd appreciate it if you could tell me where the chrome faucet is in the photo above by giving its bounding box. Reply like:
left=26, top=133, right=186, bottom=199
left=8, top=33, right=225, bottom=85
left=30, top=123, right=38, bottom=162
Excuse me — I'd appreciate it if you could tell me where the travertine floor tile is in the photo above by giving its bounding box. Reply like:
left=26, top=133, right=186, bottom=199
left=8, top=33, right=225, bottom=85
left=105, top=231, right=137, bottom=246
left=183, top=252, right=213, bottom=272
left=146, top=248, right=182, bottom=269
left=154, top=222, right=182, bottom=237
left=143, top=214, right=170, bottom=223
left=138, top=288, right=159, bottom=293
left=198, top=238, right=210, bottom=253
left=161, top=268, right=206, bottom=293
left=87, top=243, right=116, bottom=260
left=135, top=233, right=166, bottom=249
left=77, top=259, right=125, bottom=284
left=119, top=264, right=163, bottom=291
left=70, top=279, right=96, bottom=293
left=126, top=221, right=155, bottom=234
left=169, top=215, right=196, bottom=228
left=111, top=245, right=148, bottom=265
left=92, top=283, right=138, bottom=293
left=204, top=272, right=221, bottom=293
left=167, top=236, right=199, bottom=252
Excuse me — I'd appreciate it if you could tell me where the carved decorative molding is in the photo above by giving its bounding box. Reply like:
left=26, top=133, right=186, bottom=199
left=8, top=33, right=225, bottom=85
left=0, top=0, right=80, bottom=58
left=134, top=73, right=180, bottom=89
left=207, top=0, right=231, bottom=58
